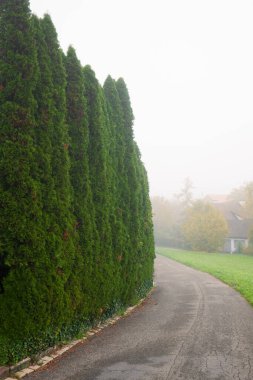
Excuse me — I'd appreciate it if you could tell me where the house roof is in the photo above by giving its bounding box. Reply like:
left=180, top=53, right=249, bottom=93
left=209, top=198, right=253, bottom=239
left=206, top=194, right=229, bottom=203
left=227, top=219, right=253, bottom=239
left=212, top=200, right=245, bottom=220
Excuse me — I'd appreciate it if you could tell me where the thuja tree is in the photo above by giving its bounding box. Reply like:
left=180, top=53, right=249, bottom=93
left=136, top=153, right=155, bottom=292
left=103, top=76, right=154, bottom=304
left=82, top=66, right=118, bottom=307
left=103, top=76, right=130, bottom=301
left=115, top=78, right=145, bottom=300
left=32, top=16, right=81, bottom=338
left=115, top=79, right=136, bottom=235
left=39, top=15, right=82, bottom=329
left=65, top=48, right=99, bottom=317
left=40, top=14, right=73, bottom=229
left=0, top=0, right=47, bottom=360
left=32, top=14, right=56, bottom=230
left=116, top=78, right=154, bottom=300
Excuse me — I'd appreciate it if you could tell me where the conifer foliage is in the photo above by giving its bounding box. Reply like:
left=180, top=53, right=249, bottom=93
left=0, top=0, right=154, bottom=364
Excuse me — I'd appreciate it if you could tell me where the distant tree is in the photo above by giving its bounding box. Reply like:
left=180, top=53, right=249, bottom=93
left=182, top=200, right=228, bottom=252
left=229, top=185, right=246, bottom=202
left=229, top=182, right=253, bottom=218
left=151, top=196, right=184, bottom=247
left=177, top=177, right=194, bottom=208
left=244, top=228, right=253, bottom=254
left=244, top=183, right=253, bottom=218
left=152, top=196, right=173, bottom=245
left=242, top=183, right=253, bottom=254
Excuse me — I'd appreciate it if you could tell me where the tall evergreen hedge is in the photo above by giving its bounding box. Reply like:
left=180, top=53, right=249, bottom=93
left=0, top=0, right=47, bottom=350
left=0, top=0, right=154, bottom=365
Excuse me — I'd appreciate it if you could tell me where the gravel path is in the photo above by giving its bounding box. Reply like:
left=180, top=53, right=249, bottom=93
left=27, top=254, right=253, bottom=380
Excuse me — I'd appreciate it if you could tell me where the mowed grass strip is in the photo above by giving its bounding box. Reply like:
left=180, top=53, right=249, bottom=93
left=157, top=247, right=253, bottom=307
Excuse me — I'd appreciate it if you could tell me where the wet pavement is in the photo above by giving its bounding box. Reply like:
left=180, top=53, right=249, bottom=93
left=27, top=254, right=253, bottom=380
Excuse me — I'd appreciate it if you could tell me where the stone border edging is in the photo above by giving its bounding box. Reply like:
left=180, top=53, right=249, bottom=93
left=0, top=287, right=154, bottom=380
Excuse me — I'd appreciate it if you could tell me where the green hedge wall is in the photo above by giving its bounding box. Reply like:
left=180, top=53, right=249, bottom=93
left=0, top=0, right=155, bottom=365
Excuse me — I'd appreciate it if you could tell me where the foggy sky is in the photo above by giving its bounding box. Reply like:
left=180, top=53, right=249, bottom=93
left=30, top=0, right=253, bottom=198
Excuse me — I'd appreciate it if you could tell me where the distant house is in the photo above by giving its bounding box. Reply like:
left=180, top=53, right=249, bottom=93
left=224, top=219, right=253, bottom=253
left=206, top=195, right=253, bottom=253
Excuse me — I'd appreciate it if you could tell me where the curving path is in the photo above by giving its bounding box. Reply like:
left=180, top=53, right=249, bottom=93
left=27, top=254, right=253, bottom=380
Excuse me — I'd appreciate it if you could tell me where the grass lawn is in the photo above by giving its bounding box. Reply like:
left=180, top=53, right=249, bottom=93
left=157, top=247, right=253, bottom=307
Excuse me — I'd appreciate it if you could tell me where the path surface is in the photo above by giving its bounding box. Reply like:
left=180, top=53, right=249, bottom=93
left=27, top=255, right=253, bottom=380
